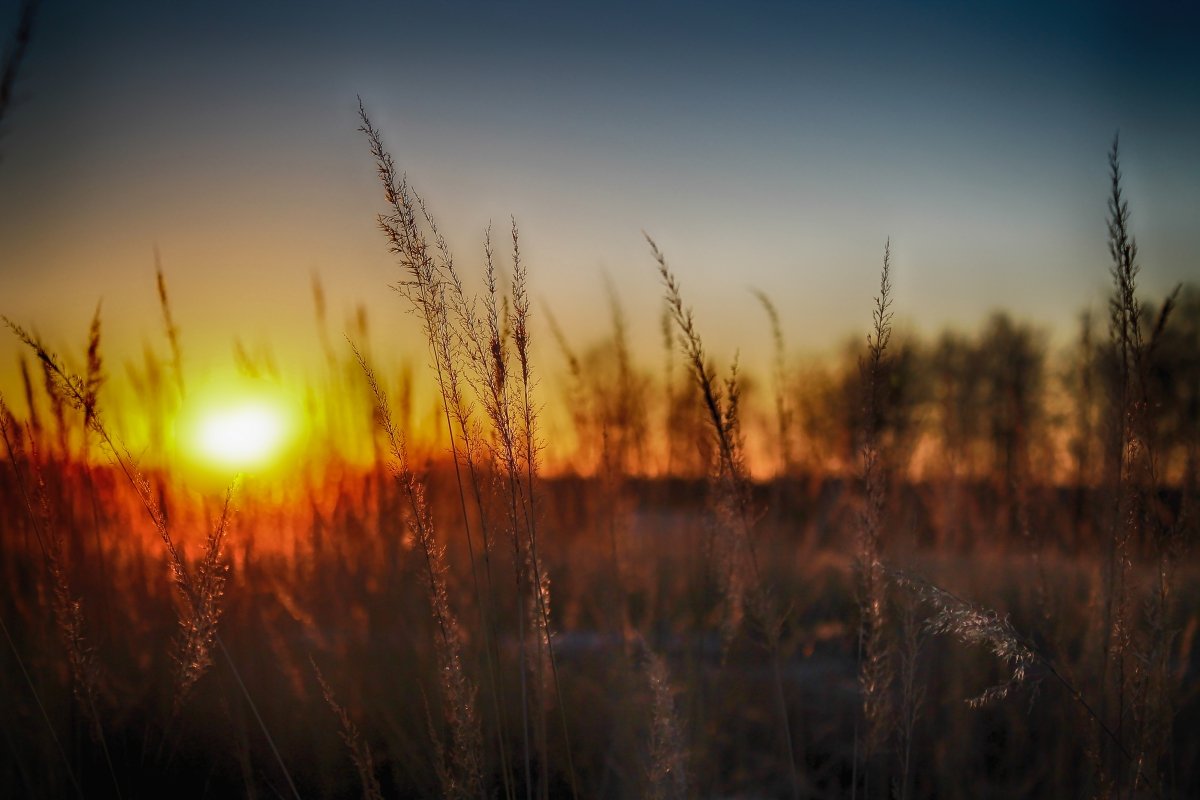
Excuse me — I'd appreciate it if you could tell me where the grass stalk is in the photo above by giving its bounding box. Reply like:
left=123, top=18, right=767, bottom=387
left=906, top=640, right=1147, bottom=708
left=0, top=395, right=122, bottom=798
left=356, top=345, right=486, bottom=800
left=217, top=635, right=303, bottom=800
left=311, top=658, right=385, bottom=800
left=510, top=220, right=580, bottom=800
left=855, top=240, right=895, bottom=796
left=359, top=101, right=521, bottom=799
left=751, top=288, right=793, bottom=478
left=647, top=233, right=801, bottom=800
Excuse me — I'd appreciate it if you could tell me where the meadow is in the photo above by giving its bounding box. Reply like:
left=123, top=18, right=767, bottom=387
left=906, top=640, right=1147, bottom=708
left=0, top=107, right=1197, bottom=800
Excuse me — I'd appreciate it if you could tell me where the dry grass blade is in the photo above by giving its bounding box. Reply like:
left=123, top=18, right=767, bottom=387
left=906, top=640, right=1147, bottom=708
left=4, top=315, right=233, bottom=716
left=83, top=303, right=103, bottom=429
left=311, top=658, right=385, bottom=800
left=646, top=235, right=737, bottom=480
left=751, top=288, right=793, bottom=477
left=647, top=233, right=800, bottom=800
left=0, top=394, right=119, bottom=796
left=641, top=643, right=687, bottom=800
left=888, top=567, right=1035, bottom=707
left=894, top=603, right=925, bottom=800
left=543, top=304, right=591, bottom=467
left=154, top=251, right=185, bottom=399
left=1102, top=135, right=1180, bottom=795
left=646, top=234, right=756, bottom=637
left=509, top=218, right=581, bottom=800
left=174, top=482, right=236, bottom=712
left=887, top=565, right=1133, bottom=766
left=855, top=240, right=895, bottom=770
left=354, top=343, right=485, bottom=800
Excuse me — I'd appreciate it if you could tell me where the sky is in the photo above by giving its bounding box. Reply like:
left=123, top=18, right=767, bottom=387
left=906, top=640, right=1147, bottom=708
left=1, top=0, right=1198, bottom=399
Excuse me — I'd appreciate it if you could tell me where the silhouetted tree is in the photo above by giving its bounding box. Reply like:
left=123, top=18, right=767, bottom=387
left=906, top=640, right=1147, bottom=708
left=928, top=331, right=986, bottom=479
left=977, top=313, right=1045, bottom=495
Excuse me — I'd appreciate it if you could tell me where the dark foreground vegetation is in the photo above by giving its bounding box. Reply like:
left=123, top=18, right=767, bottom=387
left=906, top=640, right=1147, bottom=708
left=0, top=112, right=1196, bottom=799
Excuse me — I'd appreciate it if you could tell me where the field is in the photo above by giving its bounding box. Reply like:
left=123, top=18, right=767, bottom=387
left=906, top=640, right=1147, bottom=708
left=0, top=94, right=1196, bottom=800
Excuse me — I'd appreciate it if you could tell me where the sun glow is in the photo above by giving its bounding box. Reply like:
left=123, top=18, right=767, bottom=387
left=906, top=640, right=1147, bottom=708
left=196, top=403, right=286, bottom=466
left=180, top=381, right=298, bottom=473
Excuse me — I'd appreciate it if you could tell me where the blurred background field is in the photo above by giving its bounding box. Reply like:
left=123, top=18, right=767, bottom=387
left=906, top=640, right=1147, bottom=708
left=1, top=220, right=1196, bottom=796
left=2, top=2, right=1199, bottom=798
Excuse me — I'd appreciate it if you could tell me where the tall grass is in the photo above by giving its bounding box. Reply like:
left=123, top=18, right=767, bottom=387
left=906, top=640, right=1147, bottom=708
left=4, top=307, right=302, bottom=798
left=355, top=347, right=485, bottom=799
left=752, top=288, right=794, bottom=479
left=854, top=240, right=895, bottom=799
left=0, top=394, right=114, bottom=790
left=649, top=233, right=802, bottom=799
left=359, top=102, right=581, bottom=799
left=0, top=124, right=1197, bottom=800
left=1098, top=134, right=1183, bottom=796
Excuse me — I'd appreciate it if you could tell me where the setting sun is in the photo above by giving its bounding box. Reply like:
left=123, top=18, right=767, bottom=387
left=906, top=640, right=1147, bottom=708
left=2, top=3, right=1198, bottom=797
left=194, top=402, right=288, bottom=468
left=177, top=380, right=300, bottom=473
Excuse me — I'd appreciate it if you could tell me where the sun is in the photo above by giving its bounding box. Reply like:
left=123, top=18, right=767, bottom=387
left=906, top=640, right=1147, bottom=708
left=195, top=402, right=288, bottom=468
left=179, top=381, right=298, bottom=473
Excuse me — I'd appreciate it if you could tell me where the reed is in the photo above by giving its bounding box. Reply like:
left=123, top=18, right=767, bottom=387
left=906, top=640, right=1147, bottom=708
left=155, top=250, right=186, bottom=401
left=355, top=346, right=486, bottom=799
left=3, top=310, right=305, bottom=798
left=359, top=102, right=580, bottom=798
left=752, top=288, right=794, bottom=478
left=358, top=100, right=515, bottom=800
left=854, top=240, right=896, bottom=799
left=0, top=394, right=116, bottom=794
left=1102, top=134, right=1183, bottom=796
left=648, top=232, right=802, bottom=800
left=3, top=105, right=1199, bottom=799
left=311, top=657, right=385, bottom=800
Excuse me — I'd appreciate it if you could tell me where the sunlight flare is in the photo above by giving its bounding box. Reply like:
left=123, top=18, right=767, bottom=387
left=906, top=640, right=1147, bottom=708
left=196, top=402, right=286, bottom=467
left=181, top=382, right=298, bottom=472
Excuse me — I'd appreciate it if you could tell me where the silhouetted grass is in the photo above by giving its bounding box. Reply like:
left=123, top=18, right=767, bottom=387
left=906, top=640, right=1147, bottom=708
left=0, top=126, right=1196, bottom=800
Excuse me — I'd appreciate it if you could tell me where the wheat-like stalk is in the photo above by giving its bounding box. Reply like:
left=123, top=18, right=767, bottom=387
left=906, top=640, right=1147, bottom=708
left=855, top=240, right=895, bottom=778
left=751, top=288, right=794, bottom=477
left=173, top=483, right=235, bottom=713
left=4, top=315, right=247, bottom=745
left=360, top=100, right=590, bottom=797
left=154, top=251, right=186, bottom=400
left=0, top=394, right=121, bottom=795
left=1102, top=134, right=1183, bottom=795
left=647, top=234, right=755, bottom=640
left=647, top=233, right=801, bottom=800
left=355, top=345, right=486, bottom=800
left=641, top=641, right=688, bottom=800
left=360, top=99, right=522, bottom=800
left=887, top=563, right=1135, bottom=774
left=311, top=658, right=385, bottom=800
left=889, top=567, right=1036, bottom=707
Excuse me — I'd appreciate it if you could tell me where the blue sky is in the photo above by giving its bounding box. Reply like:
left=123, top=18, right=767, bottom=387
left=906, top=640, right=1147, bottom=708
left=1, top=0, right=1197, bottom=390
